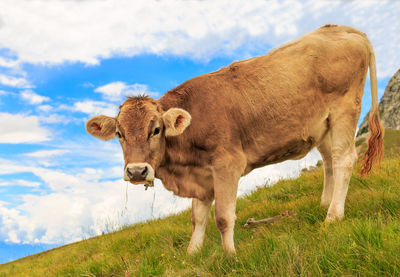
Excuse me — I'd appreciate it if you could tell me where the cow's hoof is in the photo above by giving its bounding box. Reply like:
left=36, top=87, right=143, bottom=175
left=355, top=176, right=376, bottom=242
left=223, top=247, right=236, bottom=257
left=325, top=213, right=344, bottom=223
left=186, top=247, right=198, bottom=255
left=187, top=245, right=201, bottom=255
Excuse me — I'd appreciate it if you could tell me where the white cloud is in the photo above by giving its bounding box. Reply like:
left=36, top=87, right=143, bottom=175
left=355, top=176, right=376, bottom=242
left=24, top=149, right=70, bottom=159
left=0, top=0, right=398, bottom=77
left=0, top=74, right=31, bottom=88
left=73, top=100, right=118, bottom=117
left=0, top=155, right=192, bottom=243
left=0, top=179, right=41, bottom=188
left=37, top=105, right=52, bottom=112
left=22, top=149, right=70, bottom=167
left=94, top=82, right=126, bottom=101
left=0, top=113, right=51, bottom=144
left=0, top=200, right=10, bottom=206
left=0, top=90, right=18, bottom=98
left=39, top=113, right=71, bottom=125
left=0, top=57, right=19, bottom=69
left=94, top=82, right=156, bottom=102
left=73, top=139, right=124, bottom=165
left=20, top=90, right=49, bottom=105
left=0, top=160, right=32, bottom=175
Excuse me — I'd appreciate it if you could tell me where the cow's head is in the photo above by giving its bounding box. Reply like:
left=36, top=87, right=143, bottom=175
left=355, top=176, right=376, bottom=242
left=85, top=96, right=191, bottom=185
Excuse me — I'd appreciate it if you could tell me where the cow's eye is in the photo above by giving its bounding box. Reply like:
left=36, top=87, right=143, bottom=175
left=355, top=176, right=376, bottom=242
left=153, top=127, right=160, bottom=136
left=116, top=131, right=122, bottom=139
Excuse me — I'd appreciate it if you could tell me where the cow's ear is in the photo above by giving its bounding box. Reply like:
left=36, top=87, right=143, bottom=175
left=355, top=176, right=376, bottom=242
left=85, top=115, right=116, bottom=141
left=162, top=108, right=192, bottom=137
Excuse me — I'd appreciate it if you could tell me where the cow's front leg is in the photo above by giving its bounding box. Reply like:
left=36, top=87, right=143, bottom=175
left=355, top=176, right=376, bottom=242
left=213, top=155, right=244, bottom=255
left=214, top=193, right=237, bottom=255
left=187, top=198, right=213, bottom=254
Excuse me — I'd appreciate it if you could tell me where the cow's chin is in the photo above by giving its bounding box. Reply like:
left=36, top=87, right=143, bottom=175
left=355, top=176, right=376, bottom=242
left=129, top=180, right=155, bottom=187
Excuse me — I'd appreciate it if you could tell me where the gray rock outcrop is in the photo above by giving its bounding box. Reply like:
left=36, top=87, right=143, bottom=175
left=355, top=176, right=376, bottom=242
left=357, top=69, right=400, bottom=136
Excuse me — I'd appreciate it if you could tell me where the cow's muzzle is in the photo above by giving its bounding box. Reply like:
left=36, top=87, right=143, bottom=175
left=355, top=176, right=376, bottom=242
left=124, top=162, right=155, bottom=185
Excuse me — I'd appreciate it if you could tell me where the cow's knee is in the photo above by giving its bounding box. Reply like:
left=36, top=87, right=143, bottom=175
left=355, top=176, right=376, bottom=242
left=216, top=216, right=229, bottom=234
left=215, top=209, right=236, bottom=233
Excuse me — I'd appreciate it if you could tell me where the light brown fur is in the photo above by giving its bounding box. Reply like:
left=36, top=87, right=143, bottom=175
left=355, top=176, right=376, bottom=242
left=86, top=25, right=384, bottom=254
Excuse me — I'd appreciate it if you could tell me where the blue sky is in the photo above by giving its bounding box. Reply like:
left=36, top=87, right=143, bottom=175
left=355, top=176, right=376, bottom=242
left=0, top=0, right=399, bottom=264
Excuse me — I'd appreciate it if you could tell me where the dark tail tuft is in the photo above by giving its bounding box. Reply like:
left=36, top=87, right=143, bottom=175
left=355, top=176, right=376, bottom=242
left=360, top=109, right=384, bottom=176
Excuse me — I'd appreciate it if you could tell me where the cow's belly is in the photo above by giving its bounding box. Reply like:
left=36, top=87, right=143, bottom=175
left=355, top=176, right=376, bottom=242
left=243, top=118, right=329, bottom=174
left=245, top=137, right=315, bottom=171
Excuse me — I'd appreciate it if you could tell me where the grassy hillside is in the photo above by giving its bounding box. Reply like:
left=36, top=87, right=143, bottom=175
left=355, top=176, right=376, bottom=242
left=1, top=130, right=400, bottom=276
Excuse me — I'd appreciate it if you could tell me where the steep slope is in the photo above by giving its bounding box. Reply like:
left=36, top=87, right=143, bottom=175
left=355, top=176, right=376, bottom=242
left=358, top=69, right=400, bottom=136
left=1, top=131, right=400, bottom=276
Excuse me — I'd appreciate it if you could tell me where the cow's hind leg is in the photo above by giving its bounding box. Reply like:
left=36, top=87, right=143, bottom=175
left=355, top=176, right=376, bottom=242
left=326, top=111, right=358, bottom=222
left=187, top=198, right=213, bottom=254
left=317, top=131, right=334, bottom=208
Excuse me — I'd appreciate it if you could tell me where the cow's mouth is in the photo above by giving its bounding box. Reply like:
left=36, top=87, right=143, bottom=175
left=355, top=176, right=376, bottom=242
left=129, top=179, right=154, bottom=188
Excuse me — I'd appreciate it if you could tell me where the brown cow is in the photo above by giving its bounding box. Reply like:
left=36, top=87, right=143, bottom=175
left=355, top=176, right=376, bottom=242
left=86, top=25, right=384, bottom=254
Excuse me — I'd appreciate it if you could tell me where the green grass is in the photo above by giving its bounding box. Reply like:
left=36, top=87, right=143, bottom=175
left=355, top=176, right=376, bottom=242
left=383, top=129, right=400, bottom=156
left=1, top=130, right=400, bottom=276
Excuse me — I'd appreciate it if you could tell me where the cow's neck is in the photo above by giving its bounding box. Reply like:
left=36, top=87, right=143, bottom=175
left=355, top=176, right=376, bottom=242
left=156, top=138, right=214, bottom=201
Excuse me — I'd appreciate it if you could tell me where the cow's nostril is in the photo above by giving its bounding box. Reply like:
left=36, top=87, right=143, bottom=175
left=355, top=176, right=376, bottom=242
left=126, top=168, right=134, bottom=179
left=141, top=166, right=148, bottom=178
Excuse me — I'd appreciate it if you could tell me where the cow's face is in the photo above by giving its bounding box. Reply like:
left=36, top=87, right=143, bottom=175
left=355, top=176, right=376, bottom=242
left=85, top=97, right=191, bottom=185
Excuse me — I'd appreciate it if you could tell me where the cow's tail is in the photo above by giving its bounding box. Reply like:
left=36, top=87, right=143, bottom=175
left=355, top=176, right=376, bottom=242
left=360, top=40, right=384, bottom=176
